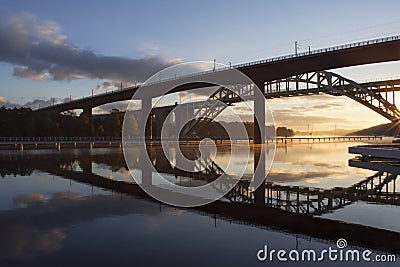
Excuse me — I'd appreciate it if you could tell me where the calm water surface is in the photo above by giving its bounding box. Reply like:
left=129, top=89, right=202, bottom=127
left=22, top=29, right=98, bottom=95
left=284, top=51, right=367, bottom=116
left=0, top=140, right=399, bottom=266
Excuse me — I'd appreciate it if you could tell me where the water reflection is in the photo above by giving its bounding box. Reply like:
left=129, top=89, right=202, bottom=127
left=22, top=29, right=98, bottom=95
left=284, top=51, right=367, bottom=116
left=0, top=143, right=399, bottom=266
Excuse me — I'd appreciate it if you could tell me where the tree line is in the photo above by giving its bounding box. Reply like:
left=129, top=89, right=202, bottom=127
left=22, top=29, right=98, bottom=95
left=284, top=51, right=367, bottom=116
left=0, top=107, right=130, bottom=137
left=0, top=107, right=294, bottom=138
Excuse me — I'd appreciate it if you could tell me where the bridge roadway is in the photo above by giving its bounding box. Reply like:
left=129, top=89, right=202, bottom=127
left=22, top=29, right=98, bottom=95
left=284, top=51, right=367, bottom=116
left=1, top=150, right=399, bottom=254
left=35, top=35, right=400, bottom=117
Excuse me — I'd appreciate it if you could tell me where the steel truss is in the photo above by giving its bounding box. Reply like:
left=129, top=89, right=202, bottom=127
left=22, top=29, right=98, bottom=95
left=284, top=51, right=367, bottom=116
left=181, top=71, right=400, bottom=137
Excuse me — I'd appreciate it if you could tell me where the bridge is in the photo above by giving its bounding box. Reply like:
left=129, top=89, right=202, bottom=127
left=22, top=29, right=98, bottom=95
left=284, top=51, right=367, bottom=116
left=34, top=35, right=400, bottom=143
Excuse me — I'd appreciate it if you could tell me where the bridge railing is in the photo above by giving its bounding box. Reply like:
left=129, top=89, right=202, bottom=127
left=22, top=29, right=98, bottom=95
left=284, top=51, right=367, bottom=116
left=39, top=85, right=140, bottom=110
left=236, top=35, right=400, bottom=68
left=145, top=35, right=400, bottom=85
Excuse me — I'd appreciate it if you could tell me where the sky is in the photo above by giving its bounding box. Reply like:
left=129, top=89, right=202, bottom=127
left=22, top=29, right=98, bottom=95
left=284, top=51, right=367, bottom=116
left=1, top=0, right=400, bottom=131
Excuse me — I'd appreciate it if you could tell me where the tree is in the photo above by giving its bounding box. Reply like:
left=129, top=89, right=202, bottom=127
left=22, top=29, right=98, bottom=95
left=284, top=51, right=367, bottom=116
left=276, top=127, right=295, bottom=137
left=123, top=112, right=139, bottom=139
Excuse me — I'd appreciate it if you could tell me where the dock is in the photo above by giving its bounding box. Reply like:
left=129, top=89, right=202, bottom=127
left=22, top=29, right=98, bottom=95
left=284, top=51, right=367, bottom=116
left=276, top=135, right=382, bottom=143
left=0, top=135, right=384, bottom=150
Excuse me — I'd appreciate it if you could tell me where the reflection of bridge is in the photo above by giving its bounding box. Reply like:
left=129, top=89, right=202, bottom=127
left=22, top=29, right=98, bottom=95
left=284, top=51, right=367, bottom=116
left=1, top=150, right=400, bottom=254
left=3, top=148, right=398, bottom=216
left=34, top=36, right=400, bottom=142
left=230, top=172, right=399, bottom=216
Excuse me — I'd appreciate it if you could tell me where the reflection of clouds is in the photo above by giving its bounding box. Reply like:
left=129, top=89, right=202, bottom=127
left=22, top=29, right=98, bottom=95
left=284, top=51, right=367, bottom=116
left=267, top=170, right=342, bottom=183
left=92, top=162, right=133, bottom=182
left=269, top=142, right=378, bottom=188
left=308, top=162, right=341, bottom=168
left=168, top=209, right=185, bottom=216
left=0, top=225, right=66, bottom=261
left=34, top=228, right=66, bottom=253
left=0, top=191, right=173, bottom=262
left=270, top=144, right=357, bottom=186
left=274, top=159, right=342, bottom=169
left=13, top=193, right=48, bottom=208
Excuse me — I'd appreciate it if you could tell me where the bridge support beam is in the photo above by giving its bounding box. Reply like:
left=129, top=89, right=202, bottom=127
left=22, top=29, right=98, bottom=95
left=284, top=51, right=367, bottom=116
left=253, top=82, right=266, bottom=206
left=141, top=148, right=152, bottom=186
left=139, top=97, right=153, bottom=186
left=80, top=158, right=92, bottom=176
left=139, top=97, right=153, bottom=142
left=82, top=107, right=92, bottom=120
left=175, top=104, right=195, bottom=139
left=253, top=82, right=265, bottom=145
left=146, top=113, right=153, bottom=141
left=152, top=109, right=171, bottom=140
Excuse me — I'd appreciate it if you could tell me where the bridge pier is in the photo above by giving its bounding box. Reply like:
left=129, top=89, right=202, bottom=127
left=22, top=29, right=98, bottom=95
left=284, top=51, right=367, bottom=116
left=253, top=82, right=266, bottom=206
left=152, top=108, right=173, bottom=140
left=82, top=107, right=92, bottom=119
left=146, top=113, right=153, bottom=141
left=138, top=97, right=153, bottom=142
left=175, top=104, right=195, bottom=139
left=253, top=82, right=266, bottom=145
left=141, top=148, right=153, bottom=186
left=138, top=97, right=153, bottom=184
left=80, top=158, right=93, bottom=176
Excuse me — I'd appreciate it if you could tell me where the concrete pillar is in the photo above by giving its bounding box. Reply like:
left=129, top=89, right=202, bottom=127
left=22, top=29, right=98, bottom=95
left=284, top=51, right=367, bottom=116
left=253, top=82, right=266, bottom=206
left=175, top=103, right=195, bottom=139
left=146, top=112, right=153, bottom=141
left=139, top=97, right=152, bottom=142
left=139, top=97, right=153, bottom=186
left=253, top=82, right=265, bottom=144
left=81, top=158, right=92, bottom=176
left=152, top=109, right=171, bottom=140
left=141, top=147, right=152, bottom=187
left=82, top=107, right=92, bottom=119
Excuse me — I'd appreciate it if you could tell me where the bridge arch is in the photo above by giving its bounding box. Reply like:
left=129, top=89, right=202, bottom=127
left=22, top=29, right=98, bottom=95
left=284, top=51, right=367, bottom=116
left=180, top=71, right=400, bottom=137
left=265, top=71, right=400, bottom=121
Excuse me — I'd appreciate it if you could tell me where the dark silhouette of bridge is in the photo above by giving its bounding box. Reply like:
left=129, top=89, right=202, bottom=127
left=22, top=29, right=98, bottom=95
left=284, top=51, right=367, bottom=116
left=34, top=35, right=400, bottom=144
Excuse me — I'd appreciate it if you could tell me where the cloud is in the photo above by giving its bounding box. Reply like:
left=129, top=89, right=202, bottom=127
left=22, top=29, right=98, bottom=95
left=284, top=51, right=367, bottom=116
left=22, top=97, right=70, bottom=109
left=13, top=66, right=49, bottom=80
left=0, top=13, right=180, bottom=82
left=273, top=109, right=352, bottom=124
left=290, top=102, right=346, bottom=111
left=94, top=100, right=131, bottom=114
left=0, top=96, right=8, bottom=104
left=92, top=80, right=123, bottom=93
left=0, top=95, right=21, bottom=108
